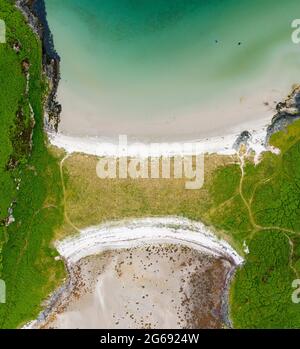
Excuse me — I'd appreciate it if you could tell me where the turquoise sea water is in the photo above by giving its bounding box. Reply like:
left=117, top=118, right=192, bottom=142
left=45, top=0, right=300, bottom=140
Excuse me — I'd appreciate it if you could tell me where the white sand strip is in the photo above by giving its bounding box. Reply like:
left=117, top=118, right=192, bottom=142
left=56, top=217, right=244, bottom=266
left=49, top=116, right=271, bottom=159
left=24, top=217, right=243, bottom=329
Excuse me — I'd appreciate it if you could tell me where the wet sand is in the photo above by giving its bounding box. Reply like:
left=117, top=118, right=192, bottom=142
left=41, top=244, right=234, bottom=329
left=56, top=77, right=288, bottom=142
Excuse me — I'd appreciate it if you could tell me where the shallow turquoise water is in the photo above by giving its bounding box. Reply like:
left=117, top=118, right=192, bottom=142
left=45, top=0, right=300, bottom=139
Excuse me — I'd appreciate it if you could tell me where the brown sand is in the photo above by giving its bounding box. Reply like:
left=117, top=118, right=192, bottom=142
left=42, top=243, right=233, bottom=329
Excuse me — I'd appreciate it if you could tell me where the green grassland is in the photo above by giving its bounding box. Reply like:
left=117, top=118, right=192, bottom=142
left=231, top=231, right=298, bottom=328
left=228, top=121, right=300, bottom=328
left=1, top=0, right=300, bottom=329
left=0, top=0, right=65, bottom=328
left=60, top=120, right=300, bottom=328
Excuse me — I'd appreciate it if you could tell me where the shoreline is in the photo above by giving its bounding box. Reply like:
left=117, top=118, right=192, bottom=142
left=49, top=84, right=300, bottom=162
left=12, top=0, right=300, bottom=330
left=26, top=217, right=243, bottom=329
left=49, top=116, right=269, bottom=159
left=16, top=0, right=62, bottom=131
left=55, top=217, right=244, bottom=265
left=30, top=83, right=300, bottom=328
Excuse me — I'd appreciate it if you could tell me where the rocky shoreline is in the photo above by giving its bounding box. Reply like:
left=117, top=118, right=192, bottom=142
left=45, top=246, right=233, bottom=329
left=16, top=1, right=300, bottom=159
left=15, top=1, right=300, bottom=155
left=16, top=0, right=61, bottom=131
left=24, top=217, right=243, bottom=329
left=266, top=85, right=300, bottom=142
left=232, top=85, right=300, bottom=156
left=14, top=0, right=300, bottom=330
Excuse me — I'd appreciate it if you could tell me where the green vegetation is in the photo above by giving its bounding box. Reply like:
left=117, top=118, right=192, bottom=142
left=231, top=231, right=299, bottom=328
left=221, top=120, right=300, bottom=328
left=0, top=0, right=65, bottom=328
left=56, top=154, right=234, bottom=240
left=1, top=0, right=300, bottom=330
left=60, top=119, right=300, bottom=328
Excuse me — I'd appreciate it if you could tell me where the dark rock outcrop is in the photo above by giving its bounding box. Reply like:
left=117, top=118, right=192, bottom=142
left=233, top=130, right=251, bottom=151
left=16, top=0, right=61, bottom=131
left=234, top=86, right=300, bottom=152
left=266, top=85, right=300, bottom=142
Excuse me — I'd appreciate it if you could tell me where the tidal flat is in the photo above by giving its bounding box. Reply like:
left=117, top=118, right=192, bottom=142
left=41, top=244, right=235, bottom=329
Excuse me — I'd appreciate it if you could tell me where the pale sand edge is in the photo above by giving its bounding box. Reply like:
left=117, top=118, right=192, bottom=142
left=48, top=115, right=276, bottom=163
left=24, top=217, right=244, bottom=329
left=56, top=217, right=244, bottom=266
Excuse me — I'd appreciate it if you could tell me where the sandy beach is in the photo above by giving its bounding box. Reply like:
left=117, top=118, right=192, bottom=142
left=44, top=77, right=290, bottom=331
left=45, top=0, right=300, bottom=142
left=31, top=218, right=243, bottom=329
left=49, top=114, right=272, bottom=161
left=42, top=245, right=234, bottom=329
left=27, top=218, right=243, bottom=329
left=55, top=217, right=243, bottom=265
left=44, top=0, right=300, bottom=146
left=56, top=77, right=287, bottom=141
left=40, top=0, right=300, bottom=329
